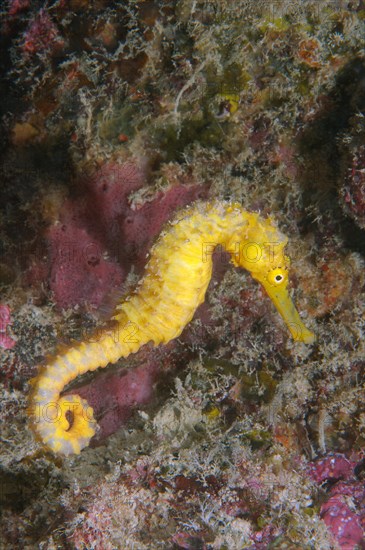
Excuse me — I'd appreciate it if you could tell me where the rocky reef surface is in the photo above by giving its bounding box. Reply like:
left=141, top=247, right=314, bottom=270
left=0, top=1, right=364, bottom=548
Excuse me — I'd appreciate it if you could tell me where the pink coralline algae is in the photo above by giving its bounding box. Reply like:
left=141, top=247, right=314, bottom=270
left=22, top=9, right=64, bottom=56
left=79, top=162, right=206, bottom=271
left=8, top=0, right=29, bottom=17
left=321, top=492, right=364, bottom=550
left=26, top=161, right=206, bottom=309
left=0, top=305, right=16, bottom=350
left=308, top=454, right=356, bottom=484
left=46, top=222, right=125, bottom=310
left=309, top=454, right=365, bottom=549
left=65, top=356, right=159, bottom=445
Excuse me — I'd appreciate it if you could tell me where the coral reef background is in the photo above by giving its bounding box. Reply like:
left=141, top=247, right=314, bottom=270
left=0, top=0, right=364, bottom=548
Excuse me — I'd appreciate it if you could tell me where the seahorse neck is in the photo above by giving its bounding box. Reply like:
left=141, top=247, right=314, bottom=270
left=193, top=201, right=251, bottom=253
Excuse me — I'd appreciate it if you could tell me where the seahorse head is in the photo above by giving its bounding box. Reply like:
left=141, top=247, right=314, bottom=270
left=228, top=213, right=315, bottom=344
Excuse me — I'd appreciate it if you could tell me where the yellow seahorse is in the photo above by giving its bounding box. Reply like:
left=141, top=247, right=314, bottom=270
left=28, top=201, right=315, bottom=455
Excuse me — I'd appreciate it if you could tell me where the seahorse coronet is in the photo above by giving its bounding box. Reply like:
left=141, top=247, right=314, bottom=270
left=28, top=200, right=315, bottom=455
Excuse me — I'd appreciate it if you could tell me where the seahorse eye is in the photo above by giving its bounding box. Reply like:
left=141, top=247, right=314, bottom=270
left=267, top=268, right=286, bottom=286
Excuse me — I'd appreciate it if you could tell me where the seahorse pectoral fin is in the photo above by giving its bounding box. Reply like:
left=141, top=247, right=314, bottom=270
left=262, top=284, right=316, bottom=344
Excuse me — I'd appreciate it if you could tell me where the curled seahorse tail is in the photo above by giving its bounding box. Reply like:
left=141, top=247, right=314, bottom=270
left=29, top=324, right=141, bottom=455
left=28, top=391, right=96, bottom=455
